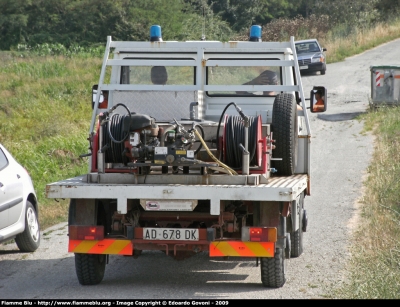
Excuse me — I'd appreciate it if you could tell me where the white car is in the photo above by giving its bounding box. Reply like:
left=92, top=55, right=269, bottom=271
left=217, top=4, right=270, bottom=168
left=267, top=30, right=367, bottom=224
left=0, top=143, right=40, bottom=252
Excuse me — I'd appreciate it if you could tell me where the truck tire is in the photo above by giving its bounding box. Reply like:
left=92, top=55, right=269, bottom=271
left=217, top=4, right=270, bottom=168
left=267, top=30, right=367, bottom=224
left=75, top=253, right=106, bottom=285
left=271, top=93, right=298, bottom=176
left=260, top=248, right=286, bottom=288
left=291, top=193, right=304, bottom=257
left=15, top=201, right=40, bottom=252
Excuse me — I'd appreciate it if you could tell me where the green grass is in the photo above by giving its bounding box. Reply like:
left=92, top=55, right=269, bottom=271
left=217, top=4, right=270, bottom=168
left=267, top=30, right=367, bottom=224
left=0, top=53, right=101, bottom=229
left=323, top=19, right=400, bottom=63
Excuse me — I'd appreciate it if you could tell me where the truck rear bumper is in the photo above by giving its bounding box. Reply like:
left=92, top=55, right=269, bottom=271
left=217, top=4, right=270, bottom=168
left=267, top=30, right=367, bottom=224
left=68, top=226, right=276, bottom=257
left=68, top=239, right=275, bottom=258
left=69, top=239, right=133, bottom=255
left=210, top=241, right=274, bottom=257
left=46, top=174, right=308, bottom=215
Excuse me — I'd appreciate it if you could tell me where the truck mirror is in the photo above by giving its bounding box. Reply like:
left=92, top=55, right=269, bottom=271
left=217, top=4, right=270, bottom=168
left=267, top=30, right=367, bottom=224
left=92, top=85, right=108, bottom=109
left=92, top=85, right=98, bottom=109
left=310, top=86, right=327, bottom=113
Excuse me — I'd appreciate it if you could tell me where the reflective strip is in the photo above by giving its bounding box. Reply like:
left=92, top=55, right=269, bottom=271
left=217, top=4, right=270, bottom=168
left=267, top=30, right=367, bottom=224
left=69, top=239, right=133, bottom=255
left=376, top=71, right=381, bottom=87
left=209, top=241, right=274, bottom=257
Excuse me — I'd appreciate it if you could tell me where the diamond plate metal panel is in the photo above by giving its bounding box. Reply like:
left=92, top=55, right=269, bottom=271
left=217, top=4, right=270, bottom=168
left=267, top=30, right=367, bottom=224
left=113, top=91, right=198, bottom=122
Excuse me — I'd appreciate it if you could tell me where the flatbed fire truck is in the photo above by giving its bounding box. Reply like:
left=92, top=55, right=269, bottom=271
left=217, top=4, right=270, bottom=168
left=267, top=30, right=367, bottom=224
left=46, top=25, right=327, bottom=288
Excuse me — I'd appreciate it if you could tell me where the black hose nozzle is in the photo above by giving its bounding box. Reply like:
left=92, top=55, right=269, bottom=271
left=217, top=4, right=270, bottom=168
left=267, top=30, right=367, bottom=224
left=234, top=103, right=250, bottom=127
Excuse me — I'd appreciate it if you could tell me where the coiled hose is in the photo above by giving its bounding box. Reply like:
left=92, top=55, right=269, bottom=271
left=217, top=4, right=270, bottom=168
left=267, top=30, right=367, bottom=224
left=101, top=103, right=132, bottom=163
left=224, top=115, right=259, bottom=169
left=103, top=114, right=128, bottom=163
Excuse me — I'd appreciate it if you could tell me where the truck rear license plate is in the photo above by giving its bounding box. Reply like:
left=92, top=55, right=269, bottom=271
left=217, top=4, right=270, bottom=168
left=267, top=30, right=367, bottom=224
left=143, top=228, right=199, bottom=241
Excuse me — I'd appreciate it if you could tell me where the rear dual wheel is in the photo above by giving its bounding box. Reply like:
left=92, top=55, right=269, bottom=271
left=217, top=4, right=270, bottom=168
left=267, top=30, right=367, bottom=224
left=291, top=193, right=305, bottom=257
left=260, top=248, right=286, bottom=288
left=75, top=253, right=106, bottom=285
left=260, top=212, right=287, bottom=288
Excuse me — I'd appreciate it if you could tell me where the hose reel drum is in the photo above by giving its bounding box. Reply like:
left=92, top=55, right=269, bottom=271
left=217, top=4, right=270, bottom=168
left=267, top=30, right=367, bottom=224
left=222, top=114, right=263, bottom=169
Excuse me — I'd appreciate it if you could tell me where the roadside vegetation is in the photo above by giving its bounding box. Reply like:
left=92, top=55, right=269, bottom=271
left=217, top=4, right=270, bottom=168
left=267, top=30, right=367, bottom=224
left=326, top=106, right=400, bottom=299
left=0, top=51, right=101, bottom=227
left=0, top=5, right=399, bottom=298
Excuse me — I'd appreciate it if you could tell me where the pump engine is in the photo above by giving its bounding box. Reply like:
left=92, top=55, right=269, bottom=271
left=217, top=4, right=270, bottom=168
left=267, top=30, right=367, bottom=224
left=98, top=109, right=204, bottom=170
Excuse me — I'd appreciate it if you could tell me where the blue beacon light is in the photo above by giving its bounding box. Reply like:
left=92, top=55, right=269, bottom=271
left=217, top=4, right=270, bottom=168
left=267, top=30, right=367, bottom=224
left=249, top=25, right=262, bottom=42
left=150, top=25, right=163, bottom=42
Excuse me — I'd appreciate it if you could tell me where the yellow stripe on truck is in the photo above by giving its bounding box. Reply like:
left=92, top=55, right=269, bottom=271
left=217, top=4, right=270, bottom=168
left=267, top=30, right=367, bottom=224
left=69, top=239, right=133, bottom=255
left=209, top=241, right=274, bottom=257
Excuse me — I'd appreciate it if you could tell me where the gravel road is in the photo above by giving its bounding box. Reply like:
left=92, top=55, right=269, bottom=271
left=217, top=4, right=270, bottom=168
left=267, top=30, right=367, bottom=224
left=1, top=39, right=399, bottom=299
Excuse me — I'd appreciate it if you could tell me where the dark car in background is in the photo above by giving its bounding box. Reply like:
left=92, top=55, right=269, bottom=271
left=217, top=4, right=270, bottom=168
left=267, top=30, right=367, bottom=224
left=295, top=39, right=327, bottom=75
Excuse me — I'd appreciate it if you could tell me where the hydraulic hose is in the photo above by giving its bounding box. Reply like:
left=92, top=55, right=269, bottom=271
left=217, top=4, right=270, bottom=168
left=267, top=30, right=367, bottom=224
left=194, top=129, right=237, bottom=175
left=216, top=102, right=237, bottom=151
left=191, top=123, right=204, bottom=155
left=106, top=103, right=132, bottom=144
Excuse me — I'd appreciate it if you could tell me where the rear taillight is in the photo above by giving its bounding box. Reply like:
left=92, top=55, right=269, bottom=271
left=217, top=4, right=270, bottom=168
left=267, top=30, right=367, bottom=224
left=250, top=228, right=263, bottom=241
left=241, top=226, right=277, bottom=242
left=69, top=225, right=104, bottom=240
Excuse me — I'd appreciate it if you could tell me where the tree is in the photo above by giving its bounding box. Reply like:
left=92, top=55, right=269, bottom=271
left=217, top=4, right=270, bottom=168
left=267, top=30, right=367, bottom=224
left=374, top=0, right=400, bottom=18
left=22, top=0, right=231, bottom=46
left=181, top=2, right=233, bottom=41
left=311, top=0, right=379, bottom=27
left=0, top=0, right=32, bottom=49
left=0, top=0, right=391, bottom=50
left=188, top=0, right=302, bottom=32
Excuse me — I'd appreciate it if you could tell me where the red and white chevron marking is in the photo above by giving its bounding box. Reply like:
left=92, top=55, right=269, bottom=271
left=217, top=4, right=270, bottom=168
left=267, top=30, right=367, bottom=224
left=376, top=71, right=382, bottom=87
